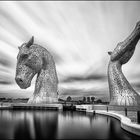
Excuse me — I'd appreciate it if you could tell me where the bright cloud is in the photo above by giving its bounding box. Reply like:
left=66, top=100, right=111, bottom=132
left=0, top=1, right=140, bottom=99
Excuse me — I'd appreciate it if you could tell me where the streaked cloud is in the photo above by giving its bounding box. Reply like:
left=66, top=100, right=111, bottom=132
left=61, top=74, right=106, bottom=83
left=0, top=1, right=140, bottom=99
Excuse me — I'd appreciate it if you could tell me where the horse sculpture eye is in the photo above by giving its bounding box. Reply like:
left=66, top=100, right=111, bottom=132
left=18, top=54, right=29, bottom=63
left=21, top=54, right=28, bottom=59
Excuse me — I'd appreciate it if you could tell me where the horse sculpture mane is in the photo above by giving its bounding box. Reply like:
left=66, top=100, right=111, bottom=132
left=15, top=37, right=58, bottom=103
left=108, top=21, right=140, bottom=106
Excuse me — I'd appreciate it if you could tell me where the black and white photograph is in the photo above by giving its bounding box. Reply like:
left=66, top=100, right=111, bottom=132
left=0, top=1, right=140, bottom=139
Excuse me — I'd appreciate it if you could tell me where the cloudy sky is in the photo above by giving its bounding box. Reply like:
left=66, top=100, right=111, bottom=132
left=0, top=1, right=140, bottom=100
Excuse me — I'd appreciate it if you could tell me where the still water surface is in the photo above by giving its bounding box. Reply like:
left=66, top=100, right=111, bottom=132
left=0, top=110, right=139, bottom=139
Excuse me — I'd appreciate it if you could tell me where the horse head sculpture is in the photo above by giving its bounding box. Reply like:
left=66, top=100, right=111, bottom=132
left=15, top=37, right=58, bottom=104
left=108, top=21, right=140, bottom=106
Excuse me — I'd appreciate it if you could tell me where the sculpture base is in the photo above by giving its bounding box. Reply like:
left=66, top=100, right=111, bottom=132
left=11, top=103, right=63, bottom=110
left=28, top=96, right=58, bottom=104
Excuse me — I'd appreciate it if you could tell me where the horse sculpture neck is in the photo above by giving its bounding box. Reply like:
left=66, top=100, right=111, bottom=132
left=28, top=48, right=58, bottom=104
left=108, top=61, right=140, bottom=106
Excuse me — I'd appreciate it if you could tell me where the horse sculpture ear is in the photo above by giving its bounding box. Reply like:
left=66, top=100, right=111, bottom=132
left=26, top=36, right=34, bottom=48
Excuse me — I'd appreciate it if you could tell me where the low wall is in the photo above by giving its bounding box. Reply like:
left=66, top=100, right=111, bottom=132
left=12, top=103, right=63, bottom=110
left=76, top=104, right=140, bottom=136
left=0, top=103, right=63, bottom=110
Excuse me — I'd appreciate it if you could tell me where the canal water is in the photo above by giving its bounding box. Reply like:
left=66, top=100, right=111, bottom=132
left=0, top=110, right=139, bottom=139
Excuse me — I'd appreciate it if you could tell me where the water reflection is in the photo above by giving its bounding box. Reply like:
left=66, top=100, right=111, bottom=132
left=0, top=110, right=58, bottom=139
left=14, top=111, right=58, bottom=139
left=0, top=110, right=139, bottom=139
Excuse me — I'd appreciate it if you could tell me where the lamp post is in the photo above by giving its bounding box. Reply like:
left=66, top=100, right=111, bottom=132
left=124, top=95, right=127, bottom=116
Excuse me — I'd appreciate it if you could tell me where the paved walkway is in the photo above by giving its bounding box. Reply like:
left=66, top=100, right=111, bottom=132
left=87, top=109, right=140, bottom=136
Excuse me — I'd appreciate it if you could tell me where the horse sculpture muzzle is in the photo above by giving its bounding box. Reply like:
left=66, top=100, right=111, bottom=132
left=15, top=62, right=36, bottom=89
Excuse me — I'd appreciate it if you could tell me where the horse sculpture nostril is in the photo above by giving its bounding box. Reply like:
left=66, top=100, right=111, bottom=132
left=19, top=78, right=23, bottom=83
left=16, top=77, right=23, bottom=83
